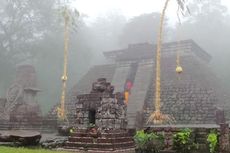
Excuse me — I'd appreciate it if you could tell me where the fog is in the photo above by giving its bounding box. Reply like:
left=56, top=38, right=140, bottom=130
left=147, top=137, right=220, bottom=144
left=0, top=0, right=230, bottom=113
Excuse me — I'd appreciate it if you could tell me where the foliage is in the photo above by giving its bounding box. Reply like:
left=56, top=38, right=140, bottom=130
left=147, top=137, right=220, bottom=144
left=177, top=0, right=190, bottom=13
left=59, top=6, right=79, bottom=32
left=0, top=0, right=56, bottom=63
left=134, top=130, right=164, bottom=153
left=173, top=128, right=198, bottom=153
left=0, top=0, right=93, bottom=112
left=0, top=146, right=70, bottom=153
left=0, top=0, right=57, bottom=92
left=207, top=130, right=218, bottom=153
left=119, top=13, right=169, bottom=46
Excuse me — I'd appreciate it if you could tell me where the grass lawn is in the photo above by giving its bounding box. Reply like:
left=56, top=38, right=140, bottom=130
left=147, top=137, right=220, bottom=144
left=0, top=146, right=72, bottom=153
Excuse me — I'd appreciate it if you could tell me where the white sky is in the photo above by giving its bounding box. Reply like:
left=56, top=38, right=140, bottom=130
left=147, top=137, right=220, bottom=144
left=72, top=0, right=230, bottom=25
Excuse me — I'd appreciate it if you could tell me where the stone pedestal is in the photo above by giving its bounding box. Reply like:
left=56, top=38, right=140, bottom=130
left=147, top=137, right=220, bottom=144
left=65, top=129, right=135, bottom=152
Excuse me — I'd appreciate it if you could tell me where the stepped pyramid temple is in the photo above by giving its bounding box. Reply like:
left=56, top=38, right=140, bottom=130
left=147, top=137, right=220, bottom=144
left=47, top=39, right=229, bottom=129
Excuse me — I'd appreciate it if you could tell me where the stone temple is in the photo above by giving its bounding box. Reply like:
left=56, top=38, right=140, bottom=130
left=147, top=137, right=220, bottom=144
left=47, top=39, right=229, bottom=129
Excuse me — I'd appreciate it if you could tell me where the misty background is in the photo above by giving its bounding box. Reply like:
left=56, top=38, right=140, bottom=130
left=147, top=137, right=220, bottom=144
left=0, top=0, right=230, bottom=114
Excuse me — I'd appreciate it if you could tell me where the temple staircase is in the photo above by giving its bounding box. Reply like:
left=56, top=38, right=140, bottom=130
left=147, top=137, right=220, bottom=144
left=127, top=62, right=153, bottom=128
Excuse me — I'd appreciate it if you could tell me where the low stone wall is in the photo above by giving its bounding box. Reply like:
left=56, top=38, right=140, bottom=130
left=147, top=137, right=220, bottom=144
left=151, top=127, right=210, bottom=152
left=0, top=118, right=58, bottom=133
left=133, top=125, right=230, bottom=153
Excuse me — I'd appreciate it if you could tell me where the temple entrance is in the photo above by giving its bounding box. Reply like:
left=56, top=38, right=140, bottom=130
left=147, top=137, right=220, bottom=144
left=88, top=109, right=96, bottom=124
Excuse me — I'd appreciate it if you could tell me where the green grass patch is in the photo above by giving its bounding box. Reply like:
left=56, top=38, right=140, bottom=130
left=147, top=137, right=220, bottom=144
left=0, top=146, right=71, bottom=153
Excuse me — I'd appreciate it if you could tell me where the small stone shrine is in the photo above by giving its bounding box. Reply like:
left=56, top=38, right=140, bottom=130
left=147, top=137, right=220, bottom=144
left=65, top=78, right=135, bottom=152
left=75, top=78, right=127, bottom=129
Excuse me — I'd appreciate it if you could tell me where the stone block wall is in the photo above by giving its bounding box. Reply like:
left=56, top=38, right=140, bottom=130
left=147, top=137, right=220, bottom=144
left=144, top=81, right=217, bottom=125
left=75, top=78, right=127, bottom=130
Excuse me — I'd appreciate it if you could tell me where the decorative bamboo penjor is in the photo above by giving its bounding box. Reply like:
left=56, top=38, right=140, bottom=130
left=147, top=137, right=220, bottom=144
left=57, top=7, right=70, bottom=121
left=147, top=0, right=188, bottom=124
left=147, top=0, right=174, bottom=124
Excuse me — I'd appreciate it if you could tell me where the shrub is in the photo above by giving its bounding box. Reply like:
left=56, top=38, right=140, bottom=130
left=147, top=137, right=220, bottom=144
left=207, top=130, right=218, bottom=153
left=173, top=128, right=198, bottom=153
left=134, top=130, right=164, bottom=153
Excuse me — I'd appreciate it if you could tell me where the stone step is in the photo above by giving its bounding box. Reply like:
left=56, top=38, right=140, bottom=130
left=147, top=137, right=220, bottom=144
left=73, top=64, right=116, bottom=95
left=68, top=137, right=133, bottom=143
left=72, top=129, right=128, bottom=133
left=65, top=141, right=135, bottom=150
left=71, top=132, right=129, bottom=138
left=59, top=148, right=135, bottom=153
left=111, top=65, right=130, bottom=92
left=127, top=63, right=153, bottom=128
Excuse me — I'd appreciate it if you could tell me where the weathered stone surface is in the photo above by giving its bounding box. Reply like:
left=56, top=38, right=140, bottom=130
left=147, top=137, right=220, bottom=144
left=0, top=130, right=41, bottom=146
left=41, top=137, right=68, bottom=149
left=144, top=81, right=217, bottom=124
left=75, top=78, right=127, bottom=130
left=0, top=65, right=42, bottom=130
left=64, top=79, right=134, bottom=152
left=65, top=78, right=134, bottom=152
left=216, top=108, right=226, bottom=124
left=65, top=129, right=135, bottom=151
left=219, top=123, right=230, bottom=152
left=127, top=62, right=153, bottom=128
left=0, top=98, right=6, bottom=111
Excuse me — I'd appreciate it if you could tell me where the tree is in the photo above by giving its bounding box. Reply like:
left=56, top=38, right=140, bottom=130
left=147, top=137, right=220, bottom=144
left=33, top=11, right=94, bottom=113
left=86, top=11, right=127, bottom=63
left=0, top=0, right=57, bottom=94
left=174, top=0, right=230, bottom=75
left=0, top=0, right=57, bottom=63
left=0, top=0, right=93, bottom=113
left=119, top=13, right=168, bottom=46
left=172, top=0, right=230, bottom=116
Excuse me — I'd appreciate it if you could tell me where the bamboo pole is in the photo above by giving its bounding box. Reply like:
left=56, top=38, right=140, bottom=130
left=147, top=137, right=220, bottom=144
left=148, top=0, right=174, bottom=124
left=58, top=7, right=69, bottom=121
